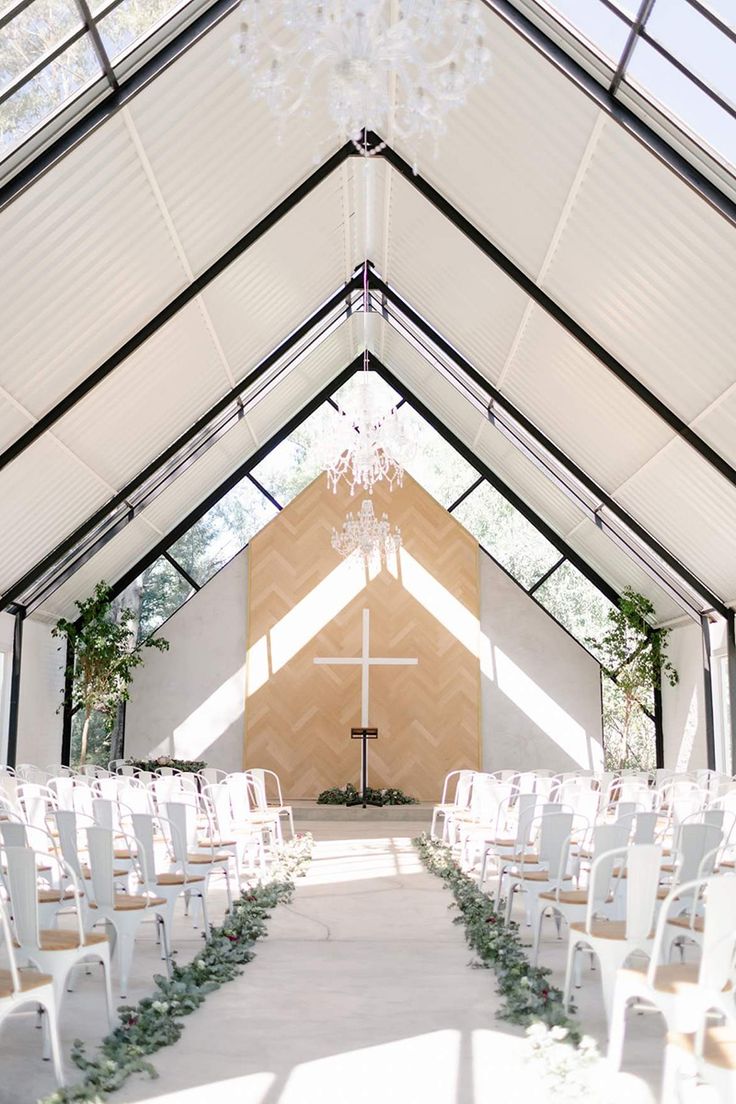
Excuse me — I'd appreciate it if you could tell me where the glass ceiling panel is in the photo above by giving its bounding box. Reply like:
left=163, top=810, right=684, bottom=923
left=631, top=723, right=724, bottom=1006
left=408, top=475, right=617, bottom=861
left=0, top=0, right=213, bottom=178
left=513, top=0, right=736, bottom=193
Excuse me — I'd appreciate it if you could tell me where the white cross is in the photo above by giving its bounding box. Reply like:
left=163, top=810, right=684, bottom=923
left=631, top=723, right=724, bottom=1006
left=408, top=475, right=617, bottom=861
left=314, top=608, right=418, bottom=786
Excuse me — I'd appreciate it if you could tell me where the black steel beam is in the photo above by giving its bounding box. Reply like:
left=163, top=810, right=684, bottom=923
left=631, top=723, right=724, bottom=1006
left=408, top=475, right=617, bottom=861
left=701, top=614, right=717, bottom=770
left=1, top=278, right=360, bottom=614
left=6, top=609, right=24, bottom=769
left=727, top=611, right=736, bottom=774
left=376, top=139, right=736, bottom=496
left=446, top=476, right=484, bottom=515
left=162, top=551, right=200, bottom=593
left=0, top=0, right=241, bottom=211
left=371, top=275, right=728, bottom=619
left=369, top=354, right=622, bottom=608
left=478, top=0, right=736, bottom=228
left=654, top=685, right=664, bottom=769
left=104, top=357, right=364, bottom=606
left=60, top=634, right=75, bottom=767
left=0, top=145, right=356, bottom=475
left=528, top=556, right=566, bottom=597
left=247, top=473, right=283, bottom=512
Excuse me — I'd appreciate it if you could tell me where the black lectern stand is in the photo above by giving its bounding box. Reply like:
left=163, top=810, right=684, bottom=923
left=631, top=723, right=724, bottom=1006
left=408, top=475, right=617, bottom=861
left=351, top=727, right=378, bottom=808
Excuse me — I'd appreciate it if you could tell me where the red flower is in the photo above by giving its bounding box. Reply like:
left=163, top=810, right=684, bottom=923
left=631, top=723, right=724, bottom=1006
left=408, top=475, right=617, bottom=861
left=541, top=988, right=549, bottom=1000
left=226, top=934, right=238, bottom=942
left=485, top=916, right=496, bottom=924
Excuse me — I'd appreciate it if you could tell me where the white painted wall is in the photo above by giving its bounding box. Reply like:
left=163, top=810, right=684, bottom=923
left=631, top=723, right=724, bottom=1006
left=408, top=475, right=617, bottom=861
left=14, top=615, right=65, bottom=768
left=126, top=548, right=249, bottom=772
left=479, top=553, right=603, bottom=773
left=661, top=621, right=708, bottom=773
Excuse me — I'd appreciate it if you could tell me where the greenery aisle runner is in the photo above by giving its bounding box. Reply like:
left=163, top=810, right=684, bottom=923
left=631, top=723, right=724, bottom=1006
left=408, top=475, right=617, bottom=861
left=46, top=834, right=314, bottom=1104
left=413, top=835, right=612, bottom=1101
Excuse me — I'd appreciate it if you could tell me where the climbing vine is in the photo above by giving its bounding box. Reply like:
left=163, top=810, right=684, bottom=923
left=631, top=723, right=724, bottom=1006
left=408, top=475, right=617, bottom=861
left=44, top=834, right=313, bottom=1103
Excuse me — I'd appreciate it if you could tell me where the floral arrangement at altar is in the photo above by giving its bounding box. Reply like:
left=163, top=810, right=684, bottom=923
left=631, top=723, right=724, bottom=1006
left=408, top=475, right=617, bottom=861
left=317, top=782, right=418, bottom=806
left=125, top=755, right=206, bottom=774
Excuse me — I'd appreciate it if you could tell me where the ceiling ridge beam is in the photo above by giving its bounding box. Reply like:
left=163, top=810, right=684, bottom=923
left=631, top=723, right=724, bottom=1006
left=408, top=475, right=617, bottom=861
left=1, top=278, right=361, bottom=614
left=374, top=135, right=736, bottom=498
left=369, top=272, right=726, bottom=620
left=0, top=142, right=357, bottom=476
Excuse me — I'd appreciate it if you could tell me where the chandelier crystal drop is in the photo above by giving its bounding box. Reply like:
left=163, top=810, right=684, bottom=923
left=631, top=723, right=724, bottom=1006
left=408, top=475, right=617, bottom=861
left=233, top=0, right=491, bottom=161
left=331, top=498, right=402, bottom=563
left=325, top=369, right=414, bottom=496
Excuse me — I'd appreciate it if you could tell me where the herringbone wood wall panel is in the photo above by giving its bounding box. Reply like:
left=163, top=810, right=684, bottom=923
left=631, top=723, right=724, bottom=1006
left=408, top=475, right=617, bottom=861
left=244, top=473, right=480, bottom=800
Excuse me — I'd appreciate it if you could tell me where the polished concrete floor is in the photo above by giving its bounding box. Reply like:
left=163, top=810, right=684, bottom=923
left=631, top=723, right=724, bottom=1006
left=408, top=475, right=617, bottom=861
left=0, top=818, right=712, bottom=1103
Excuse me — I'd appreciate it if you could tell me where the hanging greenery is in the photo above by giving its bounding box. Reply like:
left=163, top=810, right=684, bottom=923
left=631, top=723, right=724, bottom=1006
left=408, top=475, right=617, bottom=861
left=42, top=834, right=313, bottom=1104
left=413, top=835, right=581, bottom=1039
left=53, top=582, right=169, bottom=766
left=586, top=587, right=679, bottom=771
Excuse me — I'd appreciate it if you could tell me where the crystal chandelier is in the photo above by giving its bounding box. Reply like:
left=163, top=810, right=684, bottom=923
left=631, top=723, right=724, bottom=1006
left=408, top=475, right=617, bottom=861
left=331, top=498, right=402, bottom=563
left=233, top=0, right=491, bottom=160
left=325, top=362, right=413, bottom=496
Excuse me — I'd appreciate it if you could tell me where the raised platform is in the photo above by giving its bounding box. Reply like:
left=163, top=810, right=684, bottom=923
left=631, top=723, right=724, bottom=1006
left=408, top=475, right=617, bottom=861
left=291, top=800, right=433, bottom=822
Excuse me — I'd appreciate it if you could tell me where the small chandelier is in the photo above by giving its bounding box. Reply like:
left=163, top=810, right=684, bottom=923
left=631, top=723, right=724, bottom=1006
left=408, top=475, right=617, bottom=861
left=233, top=0, right=491, bottom=162
left=326, top=367, right=412, bottom=496
left=332, top=499, right=401, bottom=563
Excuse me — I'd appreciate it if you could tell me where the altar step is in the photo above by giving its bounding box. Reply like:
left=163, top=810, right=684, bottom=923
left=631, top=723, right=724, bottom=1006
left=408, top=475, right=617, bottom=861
left=291, top=800, right=433, bottom=822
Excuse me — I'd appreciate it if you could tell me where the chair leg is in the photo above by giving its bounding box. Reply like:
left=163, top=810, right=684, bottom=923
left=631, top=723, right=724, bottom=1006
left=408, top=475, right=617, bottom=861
left=116, top=931, right=136, bottom=999
left=562, top=938, right=579, bottom=1011
left=607, top=976, right=631, bottom=1071
left=42, top=998, right=65, bottom=1086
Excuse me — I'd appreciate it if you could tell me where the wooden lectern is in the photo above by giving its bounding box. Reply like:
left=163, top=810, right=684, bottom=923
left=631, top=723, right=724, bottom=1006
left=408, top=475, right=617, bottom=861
left=351, top=727, right=378, bottom=808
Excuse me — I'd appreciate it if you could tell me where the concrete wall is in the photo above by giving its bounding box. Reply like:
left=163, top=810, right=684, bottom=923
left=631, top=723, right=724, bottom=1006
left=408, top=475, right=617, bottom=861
left=479, top=552, right=604, bottom=773
left=0, top=613, right=66, bottom=769
left=126, top=547, right=249, bottom=772
left=661, top=621, right=708, bottom=773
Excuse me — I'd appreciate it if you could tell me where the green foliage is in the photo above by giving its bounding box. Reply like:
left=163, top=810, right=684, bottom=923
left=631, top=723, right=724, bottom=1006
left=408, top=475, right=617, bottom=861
left=53, top=582, right=169, bottom=765
left=125, top=757, right=206, bottom=774
left=414, top=835, right=581, bottom=1041
left=41, top=834, right=313, bottom=1104
left=317, top=782, right=418, bottom=806
left=587, top=587, right=678, bottom=771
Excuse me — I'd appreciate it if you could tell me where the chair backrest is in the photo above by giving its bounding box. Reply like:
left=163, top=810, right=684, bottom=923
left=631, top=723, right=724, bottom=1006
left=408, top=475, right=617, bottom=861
left=92, top=797, right=121, bottom=832
left=0, top=820, right=28, bottom=848
left=49, top=775, right=75, bottom=811
left=624, top=844, right=662, bottom=941
left=587, top=823, right=629, bottom=908
left=164, top=800, right=196, bottom=860
left=225, top=773, right=250, bottom=823
left=245, top=771, right=269, bottom=813
left=617, top=810, right=658, bottom=845
left=3, top=846, right=42, bottom=947
left=84, top=826, right=117, bottom=908
left=698, top=876, right=736, bottom=992
left=205, top=783, right=235, bottom=837
left=0, top=773, right=19, bottom=809
left=0, top=895, right=23, bottom=996
left=468, top=774, right=501, bottom=823
left=535, top=810, right=574, bottom=876
left=130, top=813, right=158, bottom=886
left=72, top=781, right=94, bottom=819
left=54, top=809, right=86, bottom=880
left=674, top=822, right=724, bottom=883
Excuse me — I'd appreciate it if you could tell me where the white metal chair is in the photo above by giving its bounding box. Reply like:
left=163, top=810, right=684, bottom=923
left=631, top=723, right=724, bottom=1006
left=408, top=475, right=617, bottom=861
left=248, top=768, right=294, bottom=838
left=164, top=800, right=233, bottom=910
left=0, top=893, right=64, bottom=1085
left=609, top=874, right=736, bottom=1069
left=131, top=812, right=206, bottom=958
left=502, top=810, right=578, bottom=941
left=4, top=846, right=113, bottom=1024
left=562, top=843, right=662, bottom=1026
left=430, top=769, right=473, bottom=841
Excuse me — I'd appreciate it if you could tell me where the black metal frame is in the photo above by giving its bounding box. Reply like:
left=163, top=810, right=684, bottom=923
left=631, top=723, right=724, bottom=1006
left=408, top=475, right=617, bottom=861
left=727, top=611, right=736, bottom=773
left=370, top=274, right=727, bottom=620
left=701, top=614, right=717, bottom=770
left=376, top=138, right=736, bottom=497
left=60, top=634, right=75, bottom=768
left=6, top=609, right=24, bottom=769
left=3, top=277, right=361, bottom=614
left=481, top=0, right=736, bottom=227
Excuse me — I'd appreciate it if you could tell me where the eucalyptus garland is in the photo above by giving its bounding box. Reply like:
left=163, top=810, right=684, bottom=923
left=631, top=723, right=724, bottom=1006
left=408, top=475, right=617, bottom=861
left=43, top=834, right=314, bottom=1103
left=317, top=782, right=418, bottom=806
left=413, top=834, right=582, bottom=1042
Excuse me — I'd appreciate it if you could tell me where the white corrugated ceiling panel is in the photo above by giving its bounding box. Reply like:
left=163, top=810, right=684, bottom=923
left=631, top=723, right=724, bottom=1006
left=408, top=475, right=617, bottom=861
left=127, top=8, right=345, bottom=274
left=565, top=520, right=684, bottom=626
left=0, top=437, right=111, bottom=592
left=379, top=325, right=486, bottom=445
left=0, top=114, right=188, bottom=420
left=694, top=388, right=736, bottom=470
left=501, top=306, right=674, bottom=491
left=51, top=300, right=232, bottom=488
left=384, top=171, right=529, bottom=384
left=542, top=117, right=736, bottom=424
left=391, top=2, right=600, bottom=278
left=41, top=519, right=158, bottom=621
left=616, top=440, right=736, bottom=601
left=201, top=172, right=349, bottom=378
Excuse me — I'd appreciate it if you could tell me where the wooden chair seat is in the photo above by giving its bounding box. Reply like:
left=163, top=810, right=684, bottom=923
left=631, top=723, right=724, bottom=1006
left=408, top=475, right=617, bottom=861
left=37, top=888, right=76, bottom=904
left=570, top=920, right=654, bottom=941
left=186, top=851, right=230, bottom=864
left=156, top=872, right=205, bottom=886
left=539, top=888, right=592, bottom=905
left=199, top=837, right=237, bottom=847
left=668, top=1027, right=736, bottom=1070
left=0, top=968, right=53, bottom=998
left=89, top=894, right=166, bottom=911
left=19, top=929, right=109, bottom=951
left=667, top=914, right=705, bottom=933
left=113, top=849, right=134, bottom=860
left=81, top=864, right=128, bottom=879
left=523, top=871, right=573, bottom=883
left=619, top=962, right=720, bottom=995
